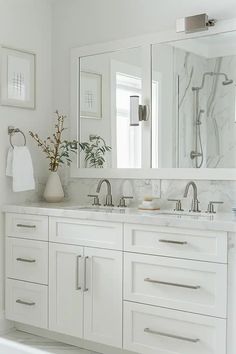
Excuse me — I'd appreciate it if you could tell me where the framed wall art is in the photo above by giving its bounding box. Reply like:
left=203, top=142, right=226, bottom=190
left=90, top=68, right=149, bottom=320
left=80, top=71, right=102, bottom=119
left=0, top=47, right=36, bottom=109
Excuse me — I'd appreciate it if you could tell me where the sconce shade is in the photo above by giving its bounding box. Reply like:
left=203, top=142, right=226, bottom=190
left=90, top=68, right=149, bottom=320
left=130, top=95, right=140, bottom=126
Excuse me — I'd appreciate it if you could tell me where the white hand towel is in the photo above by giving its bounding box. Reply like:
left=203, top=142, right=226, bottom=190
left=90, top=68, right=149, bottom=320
left=6, top=147, right=13, bottom=177
left=6, top=146, right=35, bottom=192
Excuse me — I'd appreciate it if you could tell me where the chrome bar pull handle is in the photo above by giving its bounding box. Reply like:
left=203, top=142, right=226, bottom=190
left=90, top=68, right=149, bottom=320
left=83, top=256, right=89, bottom=292
left=16, top=224, right=36, bottom=229
left=76, top=255, right=82, bottom=290
left=16, top=299, right=36, bottom=306
left=159, top=239, right=187, bottom=245
left=16, top=258, right=36, bottom=263
left=144, top=328, right=200, bottom=343
left=144, top=278, right=200, bottom=290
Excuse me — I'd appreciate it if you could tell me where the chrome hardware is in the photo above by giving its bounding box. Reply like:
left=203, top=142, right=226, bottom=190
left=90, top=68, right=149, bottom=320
left=183, top=181, right=201, bottom=212
left=16, top=224, right=36, bottom=229
left=159, top=239, right=187, bottom=245
left=87, top=194, right=100, bottom=206
left=16, top=258, right=36, bottom=263
left=176, top=13, right=215, bottom=34
left=118, top=196, right=133, bottom=207
left=144, top=278, right=200, bottom=290
left=76, top=255, right=82, bottom=290
left=144, top=328, right=200, bottom=343
left=96, top=179, right=114, bottom=207
left=83, top=256, right=89, bottom=292
left=16, top=299, right=36, bottom=306
left=8, top=126, right=27, bottom=149
left=190, top=151, right=203, bottom=159
left=206, top=201, right=224, bottom=214
left=167, top=199, right=183, bottom=211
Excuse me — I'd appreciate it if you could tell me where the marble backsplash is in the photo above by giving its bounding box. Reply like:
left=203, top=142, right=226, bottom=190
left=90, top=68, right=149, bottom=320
left=63, top=177, right=236, bottom=213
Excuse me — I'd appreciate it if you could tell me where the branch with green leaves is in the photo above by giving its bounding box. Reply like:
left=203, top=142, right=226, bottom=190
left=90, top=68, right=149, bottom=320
left=29, top=111, right=89, bottom=172
left=29, top=111, right=111, bottom=171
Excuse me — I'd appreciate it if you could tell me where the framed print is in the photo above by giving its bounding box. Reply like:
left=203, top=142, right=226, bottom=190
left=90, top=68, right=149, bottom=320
left=80, top=71, right=102, bottom=119
left=0, top=47, right=36, bottom=109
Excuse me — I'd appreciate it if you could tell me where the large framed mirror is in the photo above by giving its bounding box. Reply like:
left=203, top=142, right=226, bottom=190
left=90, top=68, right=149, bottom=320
left=78, top=45, right=151, bottom=170
left=153, top=32, right=236, bottom=169
left=70, top=25, right=236, bottom=179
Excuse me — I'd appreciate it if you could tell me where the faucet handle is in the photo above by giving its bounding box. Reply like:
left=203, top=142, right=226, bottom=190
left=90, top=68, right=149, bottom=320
left=167, top=199, right=183, bottom=212
left=118, top=196, right=133, bottom=208
left=206, top=201, right=224, bottom=214
left=88, top=194, right=100, bottom=206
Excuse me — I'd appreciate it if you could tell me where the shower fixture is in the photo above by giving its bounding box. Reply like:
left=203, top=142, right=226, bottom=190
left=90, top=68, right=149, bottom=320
left=192, top=72, right=233, bottom=91
left=190, top=71, right=233, bottom=168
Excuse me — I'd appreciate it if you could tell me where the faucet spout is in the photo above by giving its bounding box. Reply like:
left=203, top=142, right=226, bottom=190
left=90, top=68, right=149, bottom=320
left=96, top=179, right=114, bottom=207
left=183, top=181, right=200, bottom=212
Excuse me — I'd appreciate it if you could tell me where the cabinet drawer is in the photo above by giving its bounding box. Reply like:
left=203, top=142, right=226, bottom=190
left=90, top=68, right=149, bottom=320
left=6, top=238, right=48, bottom=285
left=49, top=217, right=122, bottom=250
left=124, top=301, right=226, bottom=354
left=5, top=279, right=48, bottom=328
left=124, top=253, right=227, bottom=317
left=6, top=213, right=48, bottom=241
left=124, top=223, right=227, bottom=263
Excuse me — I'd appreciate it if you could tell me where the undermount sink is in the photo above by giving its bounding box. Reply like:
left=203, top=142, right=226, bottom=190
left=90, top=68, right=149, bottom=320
left=157, top=210, right=213, bottom=218
left=66, top=205, right=127, bottom=213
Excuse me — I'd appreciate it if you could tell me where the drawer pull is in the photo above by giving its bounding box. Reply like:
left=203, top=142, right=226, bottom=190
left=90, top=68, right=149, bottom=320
left=76, top=255, right=82, bottom=290
left=144, top=278, right=201, bottom=290
left=159, top=239, right=187, bottom=245
left=16, top=258, right=36, bottom=263
left=144, top=328, right=200, bottom=343
left=16, top=224, right=36, bottom=229
left=16, top=299, right=36, bottom=306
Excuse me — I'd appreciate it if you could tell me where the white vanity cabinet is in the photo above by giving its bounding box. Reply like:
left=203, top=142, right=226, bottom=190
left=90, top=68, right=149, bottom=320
left=5, top=214, right=49, bottom=329
left=49, top=242, right=123, bottom=347
left=4, top=210, right=230, bottom=354
left=49, top=243, right=84, bottom=337
left=123, top=223, right=228, bottom=354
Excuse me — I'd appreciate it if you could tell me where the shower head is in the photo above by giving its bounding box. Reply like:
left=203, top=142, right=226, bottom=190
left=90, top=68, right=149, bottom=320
left=222, top=78, right=233, bottom=85
left=192, top=71, right=234, bottom=91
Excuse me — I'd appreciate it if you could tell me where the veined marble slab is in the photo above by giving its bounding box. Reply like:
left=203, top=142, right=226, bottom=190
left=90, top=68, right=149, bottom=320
left=3, top=203, right=236, bottom=232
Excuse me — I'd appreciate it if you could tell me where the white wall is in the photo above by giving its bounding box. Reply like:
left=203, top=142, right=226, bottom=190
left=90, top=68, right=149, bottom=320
left=0, top=0, right=52, bottom=325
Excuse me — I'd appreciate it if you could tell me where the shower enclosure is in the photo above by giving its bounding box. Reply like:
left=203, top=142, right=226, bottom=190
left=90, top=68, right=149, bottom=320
left=191, top=72, right=233, bottom=168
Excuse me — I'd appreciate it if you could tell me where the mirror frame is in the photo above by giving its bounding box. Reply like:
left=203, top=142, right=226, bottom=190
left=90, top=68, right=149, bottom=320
left=70, top=18, right=236, bottom=180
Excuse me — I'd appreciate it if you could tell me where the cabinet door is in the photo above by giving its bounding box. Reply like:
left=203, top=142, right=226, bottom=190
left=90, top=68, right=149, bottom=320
left=84, top=247, right=122, bottom=348
left=49, top=243, right=84, bottom=337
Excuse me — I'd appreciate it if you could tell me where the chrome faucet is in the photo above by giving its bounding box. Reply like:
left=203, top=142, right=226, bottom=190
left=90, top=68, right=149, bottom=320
left=183, top=181, right=201, bottom=212
left=96, top=179, right=114, bottom=207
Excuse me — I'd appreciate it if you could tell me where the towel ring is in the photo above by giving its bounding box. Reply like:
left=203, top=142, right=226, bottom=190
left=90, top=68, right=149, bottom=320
left=8, top=127, right=26, bottom=149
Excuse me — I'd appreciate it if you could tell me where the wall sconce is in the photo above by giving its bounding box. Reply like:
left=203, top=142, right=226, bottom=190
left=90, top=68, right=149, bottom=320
left=176, top=13, right=215, bottom=34
left=130, top=95, right=148, bottom=126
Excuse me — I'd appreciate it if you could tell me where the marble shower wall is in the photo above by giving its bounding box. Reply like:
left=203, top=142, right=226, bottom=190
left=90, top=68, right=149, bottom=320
left=206, top=56, right=236, bottom=168
left=64, top=177, right=236, bottom=213
left=175, top=48, right=236, bottom=168
left=175, top=47, right=207, bottom=168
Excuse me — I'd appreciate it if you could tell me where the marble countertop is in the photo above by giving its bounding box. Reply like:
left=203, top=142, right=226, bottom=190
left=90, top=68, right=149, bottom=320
left=3, top=202, right=236, bottom=232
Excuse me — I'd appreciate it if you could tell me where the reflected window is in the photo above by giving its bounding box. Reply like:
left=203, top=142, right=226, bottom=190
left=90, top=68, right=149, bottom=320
left=116, top=73, right=142, bottom=168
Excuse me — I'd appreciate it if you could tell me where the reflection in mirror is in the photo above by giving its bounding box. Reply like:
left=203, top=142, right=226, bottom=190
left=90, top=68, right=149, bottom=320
left=152, top=32, right=236, bottom=168
left=79, top=46, right=150, bottom=169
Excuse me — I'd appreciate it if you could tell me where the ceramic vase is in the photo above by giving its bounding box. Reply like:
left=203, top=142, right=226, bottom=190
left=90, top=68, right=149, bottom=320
left=43, top=171, right=64, bottom=203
